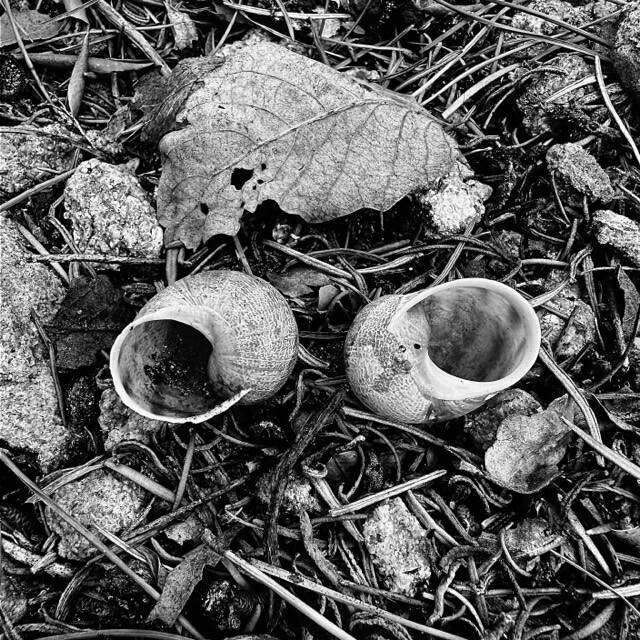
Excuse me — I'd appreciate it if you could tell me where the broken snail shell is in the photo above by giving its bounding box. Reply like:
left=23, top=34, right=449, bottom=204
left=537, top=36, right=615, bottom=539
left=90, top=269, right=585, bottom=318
left=110, top=270, right=298, bottom=423
left=344, top=278, right=540, bottom=424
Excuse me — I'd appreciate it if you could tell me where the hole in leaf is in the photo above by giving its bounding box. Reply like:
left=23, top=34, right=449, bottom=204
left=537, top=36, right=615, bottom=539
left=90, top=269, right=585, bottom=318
left=261, top=163, right=267, bottom=171
left=257, top=179, right=264, bottom=185
left=414, top=344, right=421, bottom=349
left=231, top=168, right=254, bottom=189
left=200, top=203, right=209, bottom=214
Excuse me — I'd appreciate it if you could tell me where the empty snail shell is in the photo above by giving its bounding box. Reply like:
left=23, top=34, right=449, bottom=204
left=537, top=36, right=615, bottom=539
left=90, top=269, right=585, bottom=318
left=110, top=270, right=298, bottom=423
left=344, top=278, right=540, bottom=424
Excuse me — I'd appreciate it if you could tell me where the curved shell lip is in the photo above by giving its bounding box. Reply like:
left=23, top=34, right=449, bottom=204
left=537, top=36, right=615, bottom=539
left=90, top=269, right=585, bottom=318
left=387, top=277, right=541, bottom=402
left=109, top=306, right=251, bottom=424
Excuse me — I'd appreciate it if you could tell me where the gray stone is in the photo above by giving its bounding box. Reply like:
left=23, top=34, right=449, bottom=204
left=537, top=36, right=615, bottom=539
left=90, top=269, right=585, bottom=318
left=45, top=469, right=148, bottom=560
left=64, top=159, right=162, bottom=259
left=555, top=300, right=598, bottom=360
left=593, top=210, right=640, bottom=267
left=98, top=386, right=168, bottom=451
left=546, top=143, right=614, bottom=203
left=613, top=3, right=640, bottom=103
left=0, top=124, right=76, bottom=198
left=0, top=217, right=70, bottom=471
left=363, top=498, right=432, bottom=597
left=516, top=54, right=593, bottom=135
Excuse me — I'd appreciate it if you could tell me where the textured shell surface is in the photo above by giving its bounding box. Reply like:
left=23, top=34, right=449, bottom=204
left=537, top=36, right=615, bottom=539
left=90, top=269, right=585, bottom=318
left=111, top=270, right=299, bottom=423
left=344, top=278, right=540, bottom=424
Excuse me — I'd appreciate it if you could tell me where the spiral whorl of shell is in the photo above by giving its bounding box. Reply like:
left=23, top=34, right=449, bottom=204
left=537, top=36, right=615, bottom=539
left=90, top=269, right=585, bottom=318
left=110, top=271, right=298, bottom=423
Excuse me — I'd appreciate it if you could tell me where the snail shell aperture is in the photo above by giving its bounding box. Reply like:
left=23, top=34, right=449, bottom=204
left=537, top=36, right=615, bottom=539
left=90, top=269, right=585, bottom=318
left=110, top=270, right=298, bottom=423
left=344, top=278, right=541, bottom=424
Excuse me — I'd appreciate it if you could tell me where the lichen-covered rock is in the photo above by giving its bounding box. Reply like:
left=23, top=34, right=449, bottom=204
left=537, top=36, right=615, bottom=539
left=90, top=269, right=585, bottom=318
left=64, top=159, right=163, bottom=259
left=546, top=143, right=613, bottom=203
left=465, top=389, right=542, bottom=451
left=363, top=498, right=432, bottom=597
left=419, top=176, right=492, bottom=234
left=98, top=386, right=168, bottom=451
left=45, top=469, right=148, bottom=560
left=613, top=3, right=640, bottom=103
left=509, top=0, right=585, bottom=55
left=0, top=217, right=70, bottom=471
left=515, top=54, right=593, bottom=135
left=0, top=124, right=76, bottom=198
left=592, top=210, right=640, bottom=267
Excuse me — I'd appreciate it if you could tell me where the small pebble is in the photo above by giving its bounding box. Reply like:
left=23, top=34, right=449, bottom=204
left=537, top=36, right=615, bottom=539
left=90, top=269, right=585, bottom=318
left=613, top=3, right=640, bottom=103
left=45, top=469, right=148, bottom=560
left=99, top=386, right=168, bottom=451
left=0, top=217, right=70, bottom=472
left=64, top=159, right=163, bottom=259
left=0, top=54, right=27, bottom=100
left=363, top=498, right=432, bottom=597
left=419, top=175, right=492, bottom=234
left=592, top=209, right=640, bottom=267
left=0, top=124, right=76, bottom=198
left=546, top=142, right=613, bottom=203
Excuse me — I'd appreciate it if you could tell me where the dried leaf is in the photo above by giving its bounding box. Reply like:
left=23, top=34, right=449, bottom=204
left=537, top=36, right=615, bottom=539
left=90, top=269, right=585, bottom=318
left=267, top=267, right=332, bottom=298
left=67, top=31, right=89, bottom=117
left=165, top=0, right=198, bottom=50
left=148, top=544, right=220, bottom=626
left=615, top=265, right=640, bottom=341
left=485, top=407, right=571, bottom=494
left=503, top=518, right=564, bottom=557
left=47, top=275, right=131, bottom=369
left=0, top=10, right=61, bottom=47
left=158, top=42, right=460, bottom=248
left=133, top=56, right=223, bottom=145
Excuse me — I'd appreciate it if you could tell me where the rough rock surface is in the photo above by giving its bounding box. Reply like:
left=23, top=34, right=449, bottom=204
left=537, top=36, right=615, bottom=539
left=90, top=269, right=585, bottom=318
left=256, top=470, right=321, bottom=513
left=613, top=3, right=640, bottom=103
left=419, top=176, right=492, bottom=234
left=555, top=300, right=597, bottom=360
left=0, top=217, right=70, bottom=471
left=592, top=210, right=640, bottom=267
left=515, top=54, right=593, bottom=135
left=465, top=389, right=542, bottom=451
left=64, top=159, right=163, bottom=258
left=546, top=143, right=613, bottom=203
left=0, top=124, right=76, bottom=198
left=45, top=469, right=148, bottom=560
left=363, top=498, right=432, bottom=597
left=99, top=386, right=168, bottom=451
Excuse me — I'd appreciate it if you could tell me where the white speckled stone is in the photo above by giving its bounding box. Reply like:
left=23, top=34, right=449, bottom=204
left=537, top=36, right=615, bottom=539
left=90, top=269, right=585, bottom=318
left=64, top=159, right=163, bottom=259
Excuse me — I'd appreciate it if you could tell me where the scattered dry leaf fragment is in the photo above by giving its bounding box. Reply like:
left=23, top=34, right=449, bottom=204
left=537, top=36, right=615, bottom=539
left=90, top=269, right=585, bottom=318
left=63, top=159, right=163, bottom=259
left=267, top=267, right=332, bottom=298
left=45, top=468, right=148, bottom=560
left=165, top=0, right=198, bottom=50
left=546, top=142, right=614, bottom=204
left=256, top=469, right=321, bottom=513
left=363, top=498, right=432, bottom=597
left=465, top=389, right=542, bottom=451
left=592, top=210, right=640, bottom=267
left=0, top=54, right=27, bottom=99
left=0, top=124, right=76, bottom=198
left=158, top=41, right=461, bottom=248
left=503, top=517, right=564, bottom=557
left=0, top=217, right=70, bottom=472
left=47, top=275, right=131, bottom=369
left=485, top=406, right=571, bottom=493
left=554, top=300, right=597, bottom=360
left=0, top=9, right=61, bottom=47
